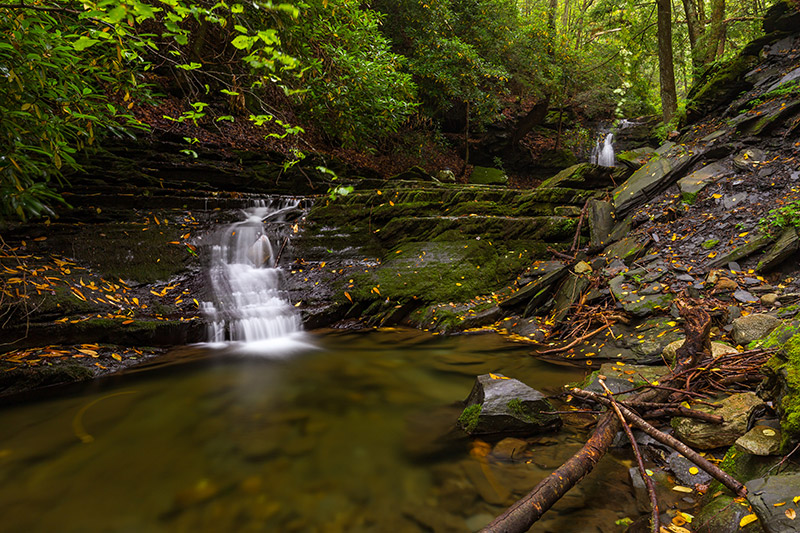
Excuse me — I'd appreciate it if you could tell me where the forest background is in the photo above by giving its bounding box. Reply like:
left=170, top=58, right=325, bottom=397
left=0, top=0, right=773, bottom=220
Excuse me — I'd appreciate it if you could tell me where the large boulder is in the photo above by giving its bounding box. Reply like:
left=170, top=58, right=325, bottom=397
left=672, top=392, right=766, bottom=449
left=469, top=166, right=508, bottom=185
left=457, top=373, right=561, bottom=436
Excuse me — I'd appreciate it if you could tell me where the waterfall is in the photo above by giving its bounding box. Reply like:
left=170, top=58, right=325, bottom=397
left=201, top=198, right=306, bottom=353
left=597, top=133, right=615, bottom=167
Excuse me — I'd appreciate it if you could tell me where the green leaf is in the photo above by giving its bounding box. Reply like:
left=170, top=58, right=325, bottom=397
left=73, top=37, right=100, bottom=51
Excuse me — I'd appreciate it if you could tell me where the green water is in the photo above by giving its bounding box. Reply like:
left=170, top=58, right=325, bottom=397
left=0, top=329, right=639, bottom=532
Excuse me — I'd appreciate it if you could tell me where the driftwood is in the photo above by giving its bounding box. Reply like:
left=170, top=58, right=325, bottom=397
left=481, top=300, right=739, bottom=533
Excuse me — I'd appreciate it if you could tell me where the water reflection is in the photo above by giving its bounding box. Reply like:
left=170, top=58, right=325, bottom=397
left=0, top=329, right=639, bottom=532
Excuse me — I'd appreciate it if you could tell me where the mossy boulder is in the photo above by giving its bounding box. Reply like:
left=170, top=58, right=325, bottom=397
left=539, top=163, right=626, bottom=190
left=672, top=392, right=766, bottom=449
left=760, top=333, right=800, bottom=446
left=686, top=53, right=760, bottom=123
left=535, top=148, right=578, bottom=169
left=458, top=373, right=561, bottom=436
left=469, top=166, right=508, bottom=185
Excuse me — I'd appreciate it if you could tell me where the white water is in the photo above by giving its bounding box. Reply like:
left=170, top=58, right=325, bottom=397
left=597, top=133, right=615, bottom=167
left=202, top=199, right=306, bottom=353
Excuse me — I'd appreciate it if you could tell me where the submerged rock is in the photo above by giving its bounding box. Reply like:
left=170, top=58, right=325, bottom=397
left=458, top=373, right=561, bottom=436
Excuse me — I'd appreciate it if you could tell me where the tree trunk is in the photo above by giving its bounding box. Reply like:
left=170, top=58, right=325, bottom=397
left=511, top=97, right=550, bottom=145
left=657, top=0, right=678, bottom=122
left=682, top=0, right=701, bottom=58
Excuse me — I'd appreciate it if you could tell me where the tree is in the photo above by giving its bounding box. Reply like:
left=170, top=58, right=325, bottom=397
left=657, top=0, right=679, bottom=121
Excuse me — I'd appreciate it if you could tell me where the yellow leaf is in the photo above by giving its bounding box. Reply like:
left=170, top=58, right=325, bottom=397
left=794, top=495, right=800, bottom=504
left=132, top=297, right=139, bottom=306
left=672, top=485, right=693, bottom=493
left=740, top=514, right=758, bottom=527
left=77, top=349, right=98, bottom=356
left=787, top=508, right=796, bottom=520
left=344, top=291, right=352, bottom=302
left=122, top=320, right=134, bottom=325
left=111, top=353, right=122, bottom=361
left=689, top=467, right=699, bottom=475
left=774, top=501, right=787, bottom=507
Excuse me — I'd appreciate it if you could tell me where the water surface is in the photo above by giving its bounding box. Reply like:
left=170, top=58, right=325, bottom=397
left=0, top=329, right=639, bottom=532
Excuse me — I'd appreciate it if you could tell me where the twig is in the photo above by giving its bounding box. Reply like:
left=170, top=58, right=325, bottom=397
left=600, top=379, right=660, bottom=533
left=273, top=236, right=289, bottom=268
left=642, top=406, right=723, bottom=424
left=572, top=388, right=747, bottom=497
left=570, top=200, right=590, bottom=253
left=535, top=323, right=611, bottom=355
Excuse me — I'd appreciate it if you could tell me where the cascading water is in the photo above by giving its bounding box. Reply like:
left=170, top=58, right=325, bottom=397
left=597, top=133, right=615, bottom=167
left=202, top=198, right=306, bottom=353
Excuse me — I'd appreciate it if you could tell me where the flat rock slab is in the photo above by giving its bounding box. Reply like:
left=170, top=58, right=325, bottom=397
left=583, top=363, right=668, bottom=396
left=459, top=373, right=561, bottom=436
left=678, top=161, right=728, bottom=202
left=672, top=392, right=766, bottom=449
left=757, top=227, right=800, bottom=272
left=747, top=474, right=800, bottom=532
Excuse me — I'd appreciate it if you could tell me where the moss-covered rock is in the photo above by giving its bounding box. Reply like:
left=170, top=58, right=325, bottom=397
left=760, top=333, right=800, bottom=447
left=686, top=54, right=760, bottom=123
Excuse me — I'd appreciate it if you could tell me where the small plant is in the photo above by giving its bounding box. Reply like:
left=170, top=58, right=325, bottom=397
left=458, top=404, right=482, bottom=433
left=702, top=239, right=720, bottom=249
left=758, top=200, right=800, bottom=236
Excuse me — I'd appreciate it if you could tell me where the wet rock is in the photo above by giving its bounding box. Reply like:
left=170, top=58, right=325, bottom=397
left=662, top=340, right=738, bottom=362
left=465, top=514, right=494, bottom=532
left=757, top=227, right=800, bottom=272
left=709, top=233, right=774, bottom=269
left=734, top=289, right=759, bottom=304
left=436, top=169, right=457, bottom=183
left=629, top=467, right=676, bottom=513
left=551, top=272, right=591, bottom=324
left=761, top=293, right=780, bottom=307
left=723, top=192, right=749, bottom=209
left=604, top=237, right=649, bottom=265
left=667, top=452, right=713, bottom=487
left=731, top=313, right=781, bottom=345
left=458, top=373, right=561, bottom=436
left=491, top=437, right=529, bottom=461
left=678, top=162, right=728, bottom=203
left=402, top=503, right=469, bottom=533
left=588, top=199, right=614, bottom=249
left=499, top=262, right=567, bottom=312
left=733, top=148, right=767, bottom=171
left=583, top=363, right=668, bottom=396
left=693, top=493, right=757, bottom=533
left=539, top=163, right=624, bottom=189
left=554, top=205, right=582, bottom=217
left=735, top=425, right=782, bottom=456
left=460, top=460, right=511, bottom=505
left=469, top=166, right=508, bottom=185
left=746, top=474, right=800, bottom=533
left=608, top=274, right=674, bottom=317
left=672, top=392, right=766, bottom=449
left=715, top=277, right=740, bottom=292
left=613, top=146, right=700, bottom=215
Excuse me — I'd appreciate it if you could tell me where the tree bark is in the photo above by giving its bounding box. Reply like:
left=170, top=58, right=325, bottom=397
left=657, top=0, right=678, bottom=122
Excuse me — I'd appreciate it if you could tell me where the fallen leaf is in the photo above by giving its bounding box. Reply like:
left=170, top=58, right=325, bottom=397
left=787, top=508, right=796, bottom=520
left=111, top=353, right=122, bottom=361
left=344, top=291, right=352, bottom=302
left=739, top=514, right=758, bottom=527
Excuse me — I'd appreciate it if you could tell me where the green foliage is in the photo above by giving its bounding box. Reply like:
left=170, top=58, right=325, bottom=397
left=759, top=200, right=800, bottom=235
left=741, top=79, right=800, bottom=112
left=0, top=0, right=301, bottom=222
left=280, top=0, right=417, bottom=147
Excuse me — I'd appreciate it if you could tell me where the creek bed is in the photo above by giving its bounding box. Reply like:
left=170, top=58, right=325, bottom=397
left=0, top=328, right=640, bottom=532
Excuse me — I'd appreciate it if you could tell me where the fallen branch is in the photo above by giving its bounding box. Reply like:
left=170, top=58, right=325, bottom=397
left=572, top=389, right=747, bottom=497
left=642, top=406, right=723, bottom=424
left=600, top=379, right=660, bottom=533
left=483, top=300, right=715, bottom=532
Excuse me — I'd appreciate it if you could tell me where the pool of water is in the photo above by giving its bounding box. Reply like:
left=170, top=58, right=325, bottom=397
left=0, top=329, right=641, bottom=532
